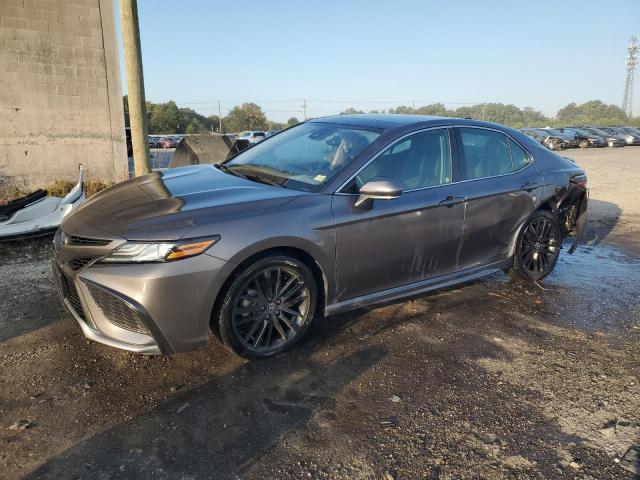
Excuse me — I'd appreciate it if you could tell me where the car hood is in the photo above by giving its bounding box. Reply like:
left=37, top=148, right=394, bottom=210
left=62, top=165, right=305, bottom=241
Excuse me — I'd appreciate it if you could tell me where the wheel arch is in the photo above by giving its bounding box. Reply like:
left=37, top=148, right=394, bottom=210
left=210, top=244, right=330, bottom=336
left=507, top=197, right=560, bottom=258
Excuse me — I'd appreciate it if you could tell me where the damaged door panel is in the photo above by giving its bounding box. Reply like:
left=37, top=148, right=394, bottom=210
left=544, top=173, right=588, bottom=254
left=452, top=127, right=544, bottom=268
left=332, top=127, right=464, bottom=300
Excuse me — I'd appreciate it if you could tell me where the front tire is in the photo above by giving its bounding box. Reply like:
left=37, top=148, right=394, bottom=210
left=216, top=255, right=317, bottom=359
left=508, top=210, right=561, bottom=282
left=578, top=139, right=589, bottom=149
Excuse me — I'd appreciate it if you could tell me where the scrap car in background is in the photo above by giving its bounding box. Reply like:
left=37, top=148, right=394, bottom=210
left=159, top=137, right=178, bottom=149
left=54, top=115, right=588, bottom=359
left=541, top=128, right=579, bottom=148
left=599, top=126, right=640, bottom=145
left=575, top=127, right=626, bottom=147
left=520, top=128, right=567, bottom=150
left=238, top=131, right=266, bottom=144
left=620, top=126, right=640, bottom=137
left=559, top=128, right=607, bottom=148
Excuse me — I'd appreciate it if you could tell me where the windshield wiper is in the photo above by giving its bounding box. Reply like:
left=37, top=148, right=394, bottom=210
left=242, top=173, right=287, bottom=188
left=224, top=164, right=288, bottom=188
left=216, top=163, right=247, bottom=179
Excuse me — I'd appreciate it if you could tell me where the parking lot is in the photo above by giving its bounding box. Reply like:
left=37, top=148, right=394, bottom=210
left=0, top=147, right=638, bottom=479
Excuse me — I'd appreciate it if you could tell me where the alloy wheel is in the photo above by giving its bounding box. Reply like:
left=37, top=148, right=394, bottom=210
left=519, top=215, right=560, bottom=276
left=231, top=266, right=311, bottom=354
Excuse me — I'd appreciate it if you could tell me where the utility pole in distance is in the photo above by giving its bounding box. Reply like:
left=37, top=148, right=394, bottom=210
left=301, top=99, right=308, bottom=120
left=218, top=100, right=224, bottom=133
left=119, top=0, right=150, bottom=176
left=623, top=36, right=638, bottom=117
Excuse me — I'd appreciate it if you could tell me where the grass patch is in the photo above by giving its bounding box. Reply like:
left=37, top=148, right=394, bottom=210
left=0, top=179, right=112, bottom=205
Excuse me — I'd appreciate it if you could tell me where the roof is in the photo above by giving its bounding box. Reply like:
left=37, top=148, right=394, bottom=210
left=310, top=114, right=443, bottom=129
left=309, top=114, right=512, bottom=131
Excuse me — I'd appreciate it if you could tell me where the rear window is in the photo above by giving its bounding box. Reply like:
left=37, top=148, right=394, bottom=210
left=458, top=128, right=529, bottom=181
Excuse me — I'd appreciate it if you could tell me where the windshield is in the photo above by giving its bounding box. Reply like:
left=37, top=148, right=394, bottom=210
left=543, top=128, right=563, bottom=136
left=584, top=127, right=609, bottom=136
left=523, top=129, right=542, bottom=138
left=225, top=122, right=381, bottom=192
left=533, top=129, right=553, bottom=137
left=571, top=128, right=592, bottom=136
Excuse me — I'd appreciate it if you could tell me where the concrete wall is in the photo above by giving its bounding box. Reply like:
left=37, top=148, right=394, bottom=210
left=0, top=0, right=127, bottom=189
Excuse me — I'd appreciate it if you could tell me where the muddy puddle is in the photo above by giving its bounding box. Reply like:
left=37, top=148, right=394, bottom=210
left=474, top=242, right=640, bottom=337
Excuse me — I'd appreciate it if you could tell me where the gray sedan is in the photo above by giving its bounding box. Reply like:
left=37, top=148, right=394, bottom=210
left=54, top=115, right=588, bottom=358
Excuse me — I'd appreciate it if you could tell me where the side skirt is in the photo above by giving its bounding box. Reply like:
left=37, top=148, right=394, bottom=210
left=325, top=258, right=512, bottom=316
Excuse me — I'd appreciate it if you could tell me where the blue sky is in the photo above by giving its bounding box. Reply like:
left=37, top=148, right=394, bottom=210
left=117, top=0, right=640, bottom=122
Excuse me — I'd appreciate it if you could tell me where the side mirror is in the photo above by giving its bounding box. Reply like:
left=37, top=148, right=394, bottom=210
left=354, top=179, right=402, bottom=209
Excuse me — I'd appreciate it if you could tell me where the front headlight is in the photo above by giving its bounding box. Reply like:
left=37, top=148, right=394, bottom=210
left=99, top=236, right=220, bottom=264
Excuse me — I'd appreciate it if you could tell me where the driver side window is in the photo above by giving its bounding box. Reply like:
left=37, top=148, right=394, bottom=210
left=349, top=128, right=452, bottom=192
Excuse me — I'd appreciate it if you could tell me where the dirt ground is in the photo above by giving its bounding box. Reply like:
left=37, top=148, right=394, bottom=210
left=0, top=147, right=639, bottom=480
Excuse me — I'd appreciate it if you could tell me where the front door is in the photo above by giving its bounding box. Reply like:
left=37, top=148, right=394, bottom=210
left=332, top=127, right=466, bottom=301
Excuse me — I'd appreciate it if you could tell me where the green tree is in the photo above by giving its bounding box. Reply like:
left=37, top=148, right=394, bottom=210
left=416, top=103, right=451, bottom=117
left=206, top=115, right=221, bottom=132
left=223, top=103, right=268, bottom=132
left=124, top=97, right=221, bottom=134
left=147, top=101, right=181, bottom=134
left=388, top=105, right=417, bottom=114
left=286, top=117, right=300, bottom=127
left=339, top=107, right=365, bottom=115
left=556, top=100, right=628, bottom=126
left=122, top=95, right=130, bottom=128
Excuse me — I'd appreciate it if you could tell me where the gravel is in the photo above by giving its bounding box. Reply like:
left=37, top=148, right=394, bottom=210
left=0, top=147, right=638, bottom=479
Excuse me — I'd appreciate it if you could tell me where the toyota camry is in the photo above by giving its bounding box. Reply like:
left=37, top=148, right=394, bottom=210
left=54, top=115, right=588, bottom=358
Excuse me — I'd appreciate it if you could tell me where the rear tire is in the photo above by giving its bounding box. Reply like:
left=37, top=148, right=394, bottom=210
left=215, top=255, right=317, bottom=359
left=508, top=210, right=561, bottom=282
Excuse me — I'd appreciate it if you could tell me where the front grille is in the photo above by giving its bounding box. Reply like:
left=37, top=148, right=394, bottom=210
left=69, top=257, right=96, bottom=271
left=65, top=235, right=111, bottom=246
left=85, top=283, right=150, bottom=335
left=60, top=273, right=86, bottom=321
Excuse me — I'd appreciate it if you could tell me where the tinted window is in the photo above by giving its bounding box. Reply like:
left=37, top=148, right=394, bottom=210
left=508, top=138, right=529, bottom=170
left=227, top=122, right=380, bottom=192
left=458, top=128, right=528, bottom=180
left=354, top=128, right=452, bottom=191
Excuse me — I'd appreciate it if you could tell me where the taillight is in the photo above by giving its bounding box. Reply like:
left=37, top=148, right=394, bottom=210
left=571, top=174, right=587, bottom=188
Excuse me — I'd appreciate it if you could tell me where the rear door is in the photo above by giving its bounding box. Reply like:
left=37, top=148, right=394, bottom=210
left=332, top=127, right=466, bottom=300
left=453, top=126, right=543, bottom=268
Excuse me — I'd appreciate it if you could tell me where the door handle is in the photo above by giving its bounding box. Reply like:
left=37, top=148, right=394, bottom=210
left=520, top=181, right=541, bottom=192
left=439, top=195, right=466, bottom=207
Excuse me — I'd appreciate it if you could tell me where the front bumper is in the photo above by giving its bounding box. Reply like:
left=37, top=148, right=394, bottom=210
left=53, top=231, right=233, bottom=354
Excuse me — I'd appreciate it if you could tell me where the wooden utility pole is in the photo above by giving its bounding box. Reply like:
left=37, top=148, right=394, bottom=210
left=119, top=0, right=150, bottom=176
left=218, top=100, right=224, bottom=133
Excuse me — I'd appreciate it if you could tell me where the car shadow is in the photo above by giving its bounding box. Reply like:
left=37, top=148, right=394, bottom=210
left=582, top=199, right=622, bottom=248
left=25, top=311, right=386, bottom=479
